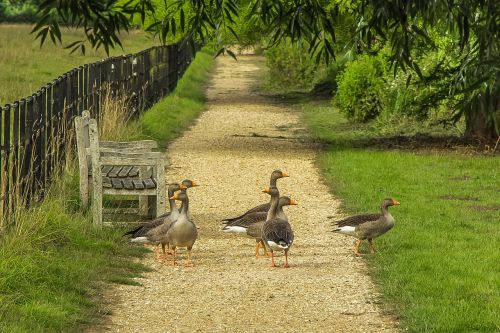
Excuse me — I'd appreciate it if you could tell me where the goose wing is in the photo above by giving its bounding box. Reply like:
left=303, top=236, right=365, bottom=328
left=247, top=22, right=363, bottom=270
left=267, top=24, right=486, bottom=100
left=124, top=213, right=171, bottom=237
left=221, top=202, right=271, bottom=224
left=333, top=213, right=381, bottom=228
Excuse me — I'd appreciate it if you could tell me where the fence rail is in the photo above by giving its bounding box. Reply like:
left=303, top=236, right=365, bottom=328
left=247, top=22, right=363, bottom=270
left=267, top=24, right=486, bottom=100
left=0, top=40, right=197, bottom=222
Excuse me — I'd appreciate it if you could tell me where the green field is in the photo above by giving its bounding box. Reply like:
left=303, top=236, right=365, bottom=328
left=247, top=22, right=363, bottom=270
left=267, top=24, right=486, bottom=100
left=0, top=24, right=158, bottom=105
left=302, top=101, right=500, bottom=332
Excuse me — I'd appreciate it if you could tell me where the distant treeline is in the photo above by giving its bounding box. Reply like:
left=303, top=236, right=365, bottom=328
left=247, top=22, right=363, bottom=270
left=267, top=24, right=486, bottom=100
left=0, top=1, right=39, bottom=23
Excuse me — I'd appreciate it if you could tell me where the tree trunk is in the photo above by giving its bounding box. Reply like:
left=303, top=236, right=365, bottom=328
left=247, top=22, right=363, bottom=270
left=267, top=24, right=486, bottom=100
left=464, top=90, right=500, bottom=141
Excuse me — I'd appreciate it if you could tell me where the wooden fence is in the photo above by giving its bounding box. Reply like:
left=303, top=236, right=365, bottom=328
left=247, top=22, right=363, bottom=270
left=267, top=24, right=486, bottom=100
left=0, top=40, right=197, bottom=222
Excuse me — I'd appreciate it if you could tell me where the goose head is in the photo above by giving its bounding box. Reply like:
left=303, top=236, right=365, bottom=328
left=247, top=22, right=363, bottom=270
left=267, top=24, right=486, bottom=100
left=279, top=196, right=298, bottom=206
left=181, top=179, right=199, bottom=189
left=381, top=197, right=400, bottom=209
left=271, top=170, right=289, bottom=180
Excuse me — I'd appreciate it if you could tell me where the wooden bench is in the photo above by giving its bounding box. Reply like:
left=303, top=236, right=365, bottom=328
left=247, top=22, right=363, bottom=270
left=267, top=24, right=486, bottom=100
left=74, top=111, right=168, bottom=226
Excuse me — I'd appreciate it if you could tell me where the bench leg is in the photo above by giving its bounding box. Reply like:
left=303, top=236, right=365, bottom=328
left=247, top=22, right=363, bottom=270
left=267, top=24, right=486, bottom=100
left=139, top=195, right=149, bottom=218
left=156, top=191, right=166, bottom=218
left=92, top=187, right=103, bottom=228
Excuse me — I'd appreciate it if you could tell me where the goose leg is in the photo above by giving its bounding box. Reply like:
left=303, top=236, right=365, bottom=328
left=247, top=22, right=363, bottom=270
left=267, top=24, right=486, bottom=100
left=254, top=241, right=261, bottom=258
left=184, top=247, right=194, bottom=267
left=160, top=243, right=167, bottom=259
left=354, top=239, right=362, bottom=256
left=154, top=244, right=162, bottom=260
left=168, top=247, right=177, bottom=266
left=255, top=240, right=269, bottom=258
left=269, top=251, right=278, bottom=267
left=284, top=251, right=290, bottom=268
left=368, top=238, right=375, bottom=253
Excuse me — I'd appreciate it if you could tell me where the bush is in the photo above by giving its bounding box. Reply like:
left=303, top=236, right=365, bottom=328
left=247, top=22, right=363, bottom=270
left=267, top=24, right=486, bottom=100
left=265, top=42, right=318, bottom=92
left=334, top=54, right=385, bottom=122
left=0, top=1, right=39, bottom=23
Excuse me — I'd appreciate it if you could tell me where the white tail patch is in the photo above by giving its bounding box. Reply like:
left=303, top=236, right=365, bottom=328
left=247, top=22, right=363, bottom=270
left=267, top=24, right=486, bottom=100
left=267, top=241, right=289, bottom=251
left=222, top=226, right=248, bottom=234
left=130, top=237, right=149, bottom=243
left=334, top=226, right=356, bottom=235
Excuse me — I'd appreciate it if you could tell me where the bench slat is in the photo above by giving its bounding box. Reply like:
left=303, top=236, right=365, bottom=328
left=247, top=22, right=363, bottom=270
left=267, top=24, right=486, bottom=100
left=102, top=176, right=112, bottom=188
left=108, top=166, right=123, bottom=178
left=122, top=178, right=135, bottom=190
left=111, top=178, right=124, bottom=189
left=118, top=166, right=133, bottom=178
left=143, top=178, right=156, bottom=189
left=132, top=179, right=145, bottom=190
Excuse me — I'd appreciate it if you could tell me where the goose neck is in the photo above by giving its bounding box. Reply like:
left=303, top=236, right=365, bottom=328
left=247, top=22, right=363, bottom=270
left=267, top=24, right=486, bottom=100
left=266, top=193, right=279, bottom=221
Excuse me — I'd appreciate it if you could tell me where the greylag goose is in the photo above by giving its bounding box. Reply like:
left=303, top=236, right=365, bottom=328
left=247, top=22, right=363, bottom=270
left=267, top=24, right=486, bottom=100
left=222, top=170, right=289, bottom=224
left=125, top=179, right=197, bottom=257
left=167, top=191, right=198, bottom=266
left=222, top=196, right=298, bottom=258
left=332, top=197, right=400, bottom=256
left=261, top=186, right=294, bottom=268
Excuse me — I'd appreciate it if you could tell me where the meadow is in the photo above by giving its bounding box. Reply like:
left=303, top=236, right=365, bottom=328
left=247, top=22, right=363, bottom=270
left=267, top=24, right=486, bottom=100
left=302, top=101, right=500, bottom=332
left=0, top=24, right=158, bottom=105
left=0, top=24, right=215, bottom=331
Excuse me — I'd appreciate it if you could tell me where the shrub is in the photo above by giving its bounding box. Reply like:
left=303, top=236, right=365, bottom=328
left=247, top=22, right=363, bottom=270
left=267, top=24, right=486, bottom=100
left=265, top=42, right=318, bottom=92
left=334, top=54, right=385, bottom=122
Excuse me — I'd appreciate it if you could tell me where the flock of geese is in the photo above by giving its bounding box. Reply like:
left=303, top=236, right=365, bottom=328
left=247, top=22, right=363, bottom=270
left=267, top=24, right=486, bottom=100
left=124, top=169, right=400, bottom=267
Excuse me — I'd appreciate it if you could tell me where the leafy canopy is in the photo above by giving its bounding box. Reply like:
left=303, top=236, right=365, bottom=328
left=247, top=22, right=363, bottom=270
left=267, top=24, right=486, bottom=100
left=32, top=0, right=499, bottom=137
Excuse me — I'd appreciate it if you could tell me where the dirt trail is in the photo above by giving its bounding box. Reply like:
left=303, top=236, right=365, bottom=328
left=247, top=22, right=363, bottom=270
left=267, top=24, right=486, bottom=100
left=97, top=55, right=399, bottom=332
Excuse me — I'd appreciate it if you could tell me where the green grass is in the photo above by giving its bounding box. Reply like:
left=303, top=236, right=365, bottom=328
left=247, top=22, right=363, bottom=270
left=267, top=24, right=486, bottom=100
left=0, top=23, right=158, bottom=105
left=0, top=169, right=150, bottom=332
left=136, top=48, right=215, bottom=145
left=302, top=102, right=500, bottom=332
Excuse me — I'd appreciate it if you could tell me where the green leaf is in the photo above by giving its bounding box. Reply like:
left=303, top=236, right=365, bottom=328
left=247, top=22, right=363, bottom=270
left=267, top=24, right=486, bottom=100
left=226, top=49, right=238, bottom=61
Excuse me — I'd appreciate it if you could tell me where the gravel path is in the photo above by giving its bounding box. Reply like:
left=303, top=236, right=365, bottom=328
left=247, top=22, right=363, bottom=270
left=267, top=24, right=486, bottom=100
left=96, top=55, right=399, bottom=332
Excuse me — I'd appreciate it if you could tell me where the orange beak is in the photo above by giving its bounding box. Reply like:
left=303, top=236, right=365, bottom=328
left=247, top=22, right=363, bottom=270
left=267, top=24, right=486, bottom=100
left=262, top=187, right=270, bottom=193
left=191, top=180, right=199, bottom=187
left=179, top=183, right=188, bottom=189
left=290, top=198, right=298, bottom=205
left=169, top=193, right=179, bottom=200
left=393, top=200, right=400, bottom=205
left=282, top=171, right=290, bottom=177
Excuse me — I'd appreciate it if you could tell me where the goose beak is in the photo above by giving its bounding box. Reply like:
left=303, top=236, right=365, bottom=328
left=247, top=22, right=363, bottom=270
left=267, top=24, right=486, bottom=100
left=170, top=193, right=179, bottom=200
left=282, top=171, right=290, bottom=177
left=191, top=180, right=199, bottom=187
left=179, top=183, right=188, bottom=189
left=262, top=187, right=270, bottom=193
left=393, top=200, right=400, bottom=205
left=290, top=198, right=298, bottom=205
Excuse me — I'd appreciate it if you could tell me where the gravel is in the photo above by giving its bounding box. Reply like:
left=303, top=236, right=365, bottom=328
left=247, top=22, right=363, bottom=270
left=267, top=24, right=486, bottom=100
left=92, top=55, right=399, bottom=333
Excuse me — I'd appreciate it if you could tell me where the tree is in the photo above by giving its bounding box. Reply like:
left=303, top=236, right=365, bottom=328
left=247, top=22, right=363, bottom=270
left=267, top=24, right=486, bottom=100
left=33, top=0, right=499, bottom=140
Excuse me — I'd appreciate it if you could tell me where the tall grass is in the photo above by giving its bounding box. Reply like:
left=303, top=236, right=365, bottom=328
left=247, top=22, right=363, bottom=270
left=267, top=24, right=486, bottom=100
left=302, top=102, right=500, bottom=332
left=0, top=24, right=157, bottom=105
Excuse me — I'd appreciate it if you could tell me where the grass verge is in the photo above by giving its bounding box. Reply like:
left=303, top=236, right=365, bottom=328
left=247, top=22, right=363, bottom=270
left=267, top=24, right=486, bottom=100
left=136, top=48, right=215, bottom=145
left=0, top=168, right=149, bottom=332
left=302, top=101, right=499, bottom=332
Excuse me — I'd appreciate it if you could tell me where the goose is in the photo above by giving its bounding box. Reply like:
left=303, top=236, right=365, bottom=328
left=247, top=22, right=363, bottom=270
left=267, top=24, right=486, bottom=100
left=167, top=191, right=198, bottom=266
left=222, top=196, right=297, bottom=258
left=261, top=186, right=294, bottom=268
left=124, top=179, right=197, bottom=257
left=332, top=197, right=400, bottom=256
left=222, top=170, right=289, bottom=225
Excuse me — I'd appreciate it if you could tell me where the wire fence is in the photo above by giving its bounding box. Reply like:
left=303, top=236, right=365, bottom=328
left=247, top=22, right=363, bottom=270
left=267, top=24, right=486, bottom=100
left=0, top=40, right=198, bottom=222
